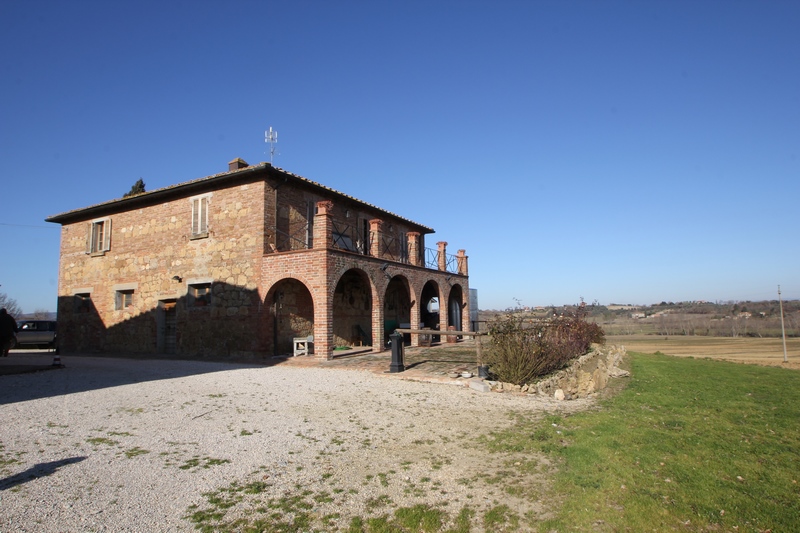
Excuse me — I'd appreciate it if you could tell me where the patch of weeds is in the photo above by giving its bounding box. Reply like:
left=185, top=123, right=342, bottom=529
left=295, top=431, right=319, bottom=443
left=0, top=445, right=24, bottom=474
left=178, top=456, right=231, bottom=470
left=207, top=393, right=226, bottom=398
left=322, top=512, right=341, bottom=528
left=86, top=437, right=118, bottom=447
left=108, top=431, right=134, bottom=437
left=484, top=504, right=519, bottom=531
left=365, top=494, right=393, bottom=511
left=321, top=472, right=333, bottom=481
left=314, top=491, right=334, bottom=503
left=46, top=422, right=68, bottom=429
left=377, top=472, right=390, bottom=487
left=394, top=504, right=445, bottom=532
left=446, top=506, right=475, bottom=533
left=239, top=429, right=253, bottom=436
left=331, top=436, right=345, bottom=446
left=118, top=407, right=144, bottom=415
left=123, top=447, right=150, bottom=458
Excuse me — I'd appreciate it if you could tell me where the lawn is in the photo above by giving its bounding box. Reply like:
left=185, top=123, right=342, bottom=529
left=486, top=352, right=800, bottom=532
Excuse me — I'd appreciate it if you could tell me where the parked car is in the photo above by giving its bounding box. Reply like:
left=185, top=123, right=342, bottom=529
left=13, top=320, right=58, bottom=350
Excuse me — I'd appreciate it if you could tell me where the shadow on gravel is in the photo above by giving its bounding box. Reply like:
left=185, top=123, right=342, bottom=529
left=0, top=352, right=293, bottom=405
left=0, top=456, right=87, bottom=491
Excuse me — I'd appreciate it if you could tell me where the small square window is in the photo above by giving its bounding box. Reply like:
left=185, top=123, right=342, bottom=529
left=115, top=289, right=134, bottom=310
left=188, top=283, right=212, bottom=307
left=75, top=293, right=92, bottom=313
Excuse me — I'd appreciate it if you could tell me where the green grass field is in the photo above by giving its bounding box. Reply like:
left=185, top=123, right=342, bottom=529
left=487, top=352, right=800, bottom=532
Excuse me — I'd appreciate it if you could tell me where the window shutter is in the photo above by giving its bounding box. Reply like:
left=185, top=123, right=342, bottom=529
left=86, top=223, right=92, bottom=253
left=103, top=219, right=112, bottom=251
left=191, top=198, right=198, bottom=234
left=200, top=197, right=208, bottom=234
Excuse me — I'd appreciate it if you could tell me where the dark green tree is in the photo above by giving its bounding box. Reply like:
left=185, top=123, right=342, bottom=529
left=123, top=178, right=146, bottom=197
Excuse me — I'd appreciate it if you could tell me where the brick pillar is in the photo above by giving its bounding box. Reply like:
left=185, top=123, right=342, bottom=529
left=313, top=200, right=334, bottom=359
left=407, top=232, right=421, bottom=267
left=372, top=291, right=384, bottom=353
left=313, top=295, right=334, bottom=360
left=410, top=294, right=421, bottom=347
left=456, top=249, right=468, bottom=276
left=314, top=201, right=333, bottom=250
left=370, top=219, right=383, bottom=257
left=437, top=241, right=448, bottom=271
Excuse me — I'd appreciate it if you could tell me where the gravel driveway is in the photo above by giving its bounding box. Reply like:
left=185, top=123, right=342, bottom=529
left=0, top=355, right=591, bottom=532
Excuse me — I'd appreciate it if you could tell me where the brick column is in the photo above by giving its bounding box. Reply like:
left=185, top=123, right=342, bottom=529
left=407, top=232, right=421, bottom=266
left=369, top=219, right=383, bottom=257
left=314, top=201, right=333, bottom=250
left=456, top=249, right=468, bottom=276
left=410, top=295, right=421, bottom=347
left=313, top=296, right=334, bottom=360
left=372, top=293, right=384, bottom=353
left=313, top=200, right=334, bottom=359
left=437, top=241, right=448, bottom=271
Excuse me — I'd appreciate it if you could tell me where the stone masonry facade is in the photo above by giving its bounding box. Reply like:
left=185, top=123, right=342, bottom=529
left=47, top=159, right=469, bottom=360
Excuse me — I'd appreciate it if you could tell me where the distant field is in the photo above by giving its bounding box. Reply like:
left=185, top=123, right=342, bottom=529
left=607, top=334, right=800, bottom=370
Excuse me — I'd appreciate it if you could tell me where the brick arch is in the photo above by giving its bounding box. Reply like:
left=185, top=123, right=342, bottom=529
left=419, top=280, right=441, bottom=330
left=447, top=283, right=465, bottom=333
left=263, top=277, right=315, bottom=356
left=330, top=268, right=375, bottom=349
left=384, top=275, right=413, bottom=346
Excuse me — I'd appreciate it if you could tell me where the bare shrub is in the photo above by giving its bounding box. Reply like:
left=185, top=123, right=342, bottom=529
left=486, top=303, right=605, bottom=386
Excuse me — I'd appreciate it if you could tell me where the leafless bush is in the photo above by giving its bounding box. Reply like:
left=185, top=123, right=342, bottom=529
left=486, top=303, right=605, bottom=386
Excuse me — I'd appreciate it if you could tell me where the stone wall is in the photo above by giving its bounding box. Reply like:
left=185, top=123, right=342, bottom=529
left=486, top=344, right=630, bottom=399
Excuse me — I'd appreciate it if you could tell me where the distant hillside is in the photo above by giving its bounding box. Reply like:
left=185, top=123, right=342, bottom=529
left=478, top=300, right=800, bottom=338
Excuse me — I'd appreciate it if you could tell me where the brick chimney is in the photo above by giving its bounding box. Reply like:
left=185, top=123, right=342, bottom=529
left=228, top=158, right=249, bottom=171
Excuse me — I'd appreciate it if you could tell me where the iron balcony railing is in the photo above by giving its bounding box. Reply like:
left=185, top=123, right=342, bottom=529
left=268, top=222, right=460, bottom=274
left=424, top=248, right=460, bottom=274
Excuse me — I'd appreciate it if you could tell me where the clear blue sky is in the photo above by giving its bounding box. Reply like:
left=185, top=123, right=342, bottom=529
left=1, top=0, right=797, bottom=313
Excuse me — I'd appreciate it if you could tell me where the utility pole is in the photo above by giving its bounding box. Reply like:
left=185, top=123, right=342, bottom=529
left=778, top=285, right=788, bottom=363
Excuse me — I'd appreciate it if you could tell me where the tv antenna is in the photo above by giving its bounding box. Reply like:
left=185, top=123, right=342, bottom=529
left=265, top=126, right=278, bottom=164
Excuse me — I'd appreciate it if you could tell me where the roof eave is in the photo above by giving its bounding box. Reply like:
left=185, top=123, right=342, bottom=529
left=45, top=163, right=435, bottom=234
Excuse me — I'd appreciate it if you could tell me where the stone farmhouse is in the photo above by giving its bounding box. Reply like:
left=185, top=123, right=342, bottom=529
left=45, top=158, right=470, bottom=359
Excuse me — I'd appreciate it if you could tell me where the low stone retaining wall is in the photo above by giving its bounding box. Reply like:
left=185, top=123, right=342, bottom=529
left=485, top=344, right=629, bottom=399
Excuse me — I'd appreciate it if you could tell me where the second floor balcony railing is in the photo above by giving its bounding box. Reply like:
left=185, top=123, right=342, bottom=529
left=268, top=221, right=463, bottom=275
left=273, top=226, right=311, bottom=252
left=425, top=247, right=460, bottom=274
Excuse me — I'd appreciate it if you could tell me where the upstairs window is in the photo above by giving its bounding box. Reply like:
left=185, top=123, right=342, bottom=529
left=191, top=195, right=210, bottom=239
left=88, top=218, right=111, bottom=254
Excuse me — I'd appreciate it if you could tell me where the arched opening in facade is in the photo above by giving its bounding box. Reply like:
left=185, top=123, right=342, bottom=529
left=384, top=276, right=412, bottom=345
left=332, top=269, right=373, bottom=348
left=420, top=281, right=441, bottom=331
left=448, top=284, right=464, bottom=338
left=267, top=278, right=314, bottom=356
